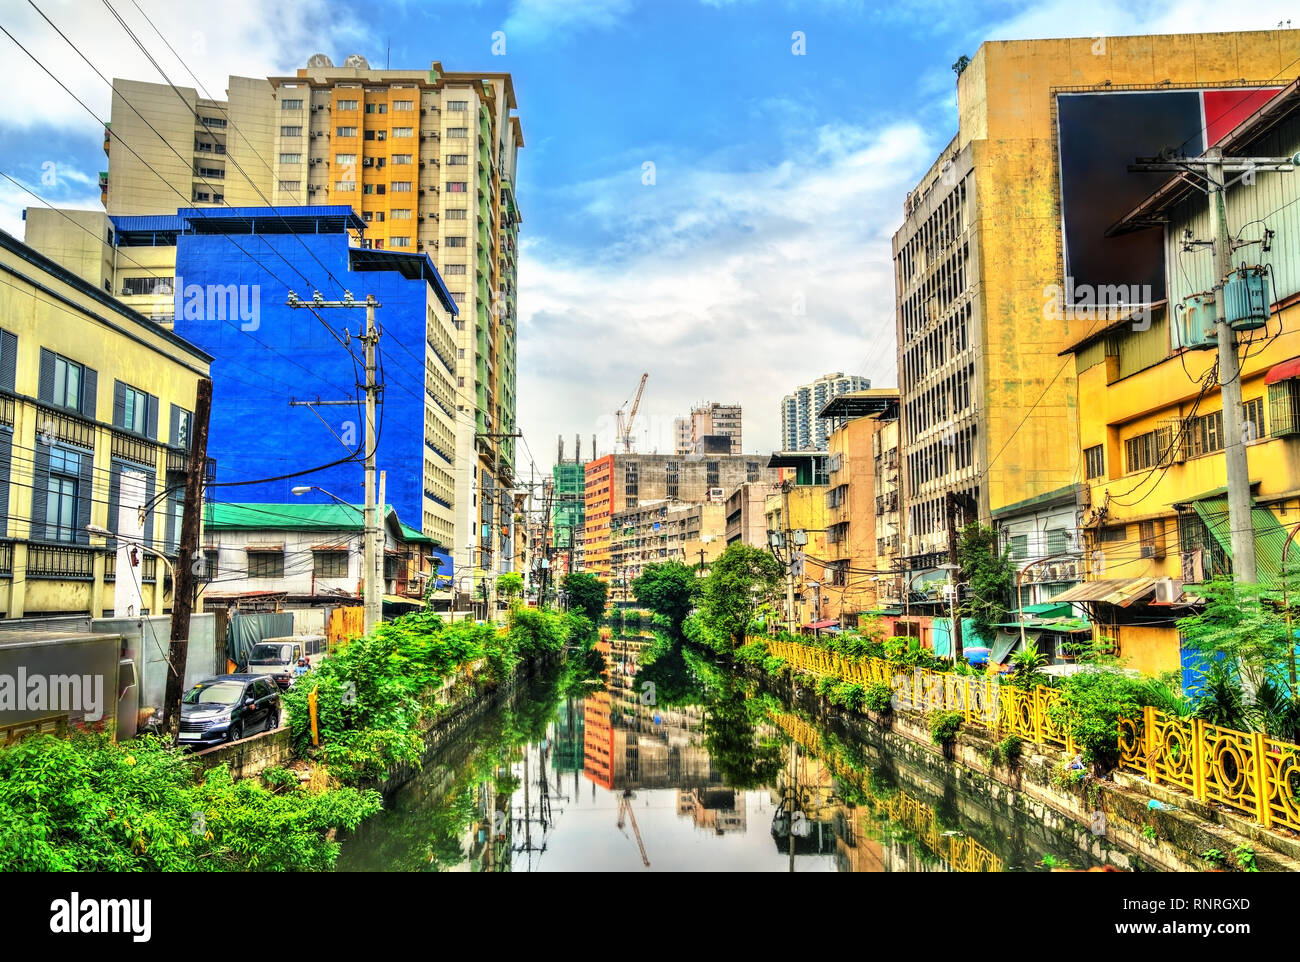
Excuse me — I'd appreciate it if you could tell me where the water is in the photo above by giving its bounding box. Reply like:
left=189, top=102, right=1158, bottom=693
left=338, top=636, right=1139, bottom=872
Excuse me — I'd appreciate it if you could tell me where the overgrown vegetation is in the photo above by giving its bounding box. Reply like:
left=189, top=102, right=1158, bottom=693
left=631, top=561, right=701, bottom=635
left=957, top=521, right=1015, bottom=645
left=694, top=543, right=782, bottom=651
left=928, top=710, right=964, bottom=746
left=562, top=572, right=609, bottom=625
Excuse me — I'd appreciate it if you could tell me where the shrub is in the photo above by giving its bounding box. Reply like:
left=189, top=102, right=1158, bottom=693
left=831, top=682, right=866, bottom=712
left=734, top=640, right=769, bottom=666
left=928, top=710, right=964, bottom=746
left=998, top=735, right=1023, bottom=765
left=863, top=681, right=895, bottom=713
left=815, top=675, right=837, bottom=699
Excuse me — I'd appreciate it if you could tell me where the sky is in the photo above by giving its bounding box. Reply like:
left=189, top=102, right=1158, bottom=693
left=1, top=0, right=1297, bottom=479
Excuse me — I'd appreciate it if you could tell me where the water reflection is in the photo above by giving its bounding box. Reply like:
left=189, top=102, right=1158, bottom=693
left=338, top=635, right=1131, bottom=872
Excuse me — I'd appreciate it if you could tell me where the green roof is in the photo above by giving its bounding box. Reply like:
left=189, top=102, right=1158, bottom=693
left=204, top=502, right=438, bottom=546
left=399, top=522, right=434, bottom=544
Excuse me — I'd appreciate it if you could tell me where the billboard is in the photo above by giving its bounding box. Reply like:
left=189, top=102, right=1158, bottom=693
left=1056, top=86, right=1281, bottom=308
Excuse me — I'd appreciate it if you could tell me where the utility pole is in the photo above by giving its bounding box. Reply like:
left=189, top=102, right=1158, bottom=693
left=1126, top=147, right=1298, bottom=582
left=287, top=290, right=383, bottom=632
left=698, top=547, right=707, bottom=573
left=162, top=377, right=212, bottom=742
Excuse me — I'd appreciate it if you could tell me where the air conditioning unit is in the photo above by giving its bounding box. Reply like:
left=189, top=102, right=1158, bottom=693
left=309, top=158, right=320, bottom=166
left=1154, top=577, right=1183, bottom=603
left=1058, top=560, right=1079, bottom=581
left=307, top=186, right=317, bottom=194
left=419, top=161, right=425, bottom=168
left=416, top=242, right=423, bottom=250
left=309, top=132, right=317, bottom=139
left=1022, top=568, right=1039, bottom=585
left=431, top=240, right=439, bottom=248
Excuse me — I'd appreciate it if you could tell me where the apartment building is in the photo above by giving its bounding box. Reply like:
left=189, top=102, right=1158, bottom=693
left=724, top=481, right=776, bottom=546
left=688, top=402, right=742, bottom=454
left=891, top=30, right=1298, bottom=612
left=94, top=55, right=522, bottom=582
left=609, top=499, right=725, bottom=583
left=24, top=205, right=461, bottom=551
left=780, top=373, right=870, bottom=452
left=0, top=228, right=211, bottom=618
left=583, top=452, right=779, bottom=581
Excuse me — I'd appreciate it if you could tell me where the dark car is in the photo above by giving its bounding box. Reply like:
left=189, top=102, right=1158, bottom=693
left=178, top=674, right=281, bottom=748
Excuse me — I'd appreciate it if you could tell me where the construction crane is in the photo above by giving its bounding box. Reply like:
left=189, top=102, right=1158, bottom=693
left=616, top=789, right=650, bottom=867
left=615, top=373, right=649, bottom=454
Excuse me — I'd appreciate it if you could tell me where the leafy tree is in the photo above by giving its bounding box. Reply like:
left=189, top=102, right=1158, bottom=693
left=1176, top=577, right=1293, bottom=697
left=632, top=561, right=700, bottom=634
left=696, top=543, right=782, bottom=651
left=957, top=521, right=1014, bottom=645
left=562, top=572, right=608, bottom=624
left=496, top=571, right=524, bottom=604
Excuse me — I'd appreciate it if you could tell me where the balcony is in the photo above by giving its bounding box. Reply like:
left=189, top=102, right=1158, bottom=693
left=27, top=543, right=95, bottom=580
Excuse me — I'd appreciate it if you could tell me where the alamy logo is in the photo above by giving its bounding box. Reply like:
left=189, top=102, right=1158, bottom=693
left=0, top=669, right=103, bottom=721
left=173, top=276, right=261, bottom=331
left=49, top=893, right=151, bottom=942
left=1043, top=278, right=1154, bottom=331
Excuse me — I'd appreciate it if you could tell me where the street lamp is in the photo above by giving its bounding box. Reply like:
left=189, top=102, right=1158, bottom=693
left=293, top=485, right=380, bottom=633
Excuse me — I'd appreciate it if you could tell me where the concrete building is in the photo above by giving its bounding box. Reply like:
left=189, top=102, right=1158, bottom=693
left=820, top=390, right=899, bottom=624
left=890, top=29, right=1297, bottom=610
left=583, top=452, right=779, bottom=581
left=0, top=228, right=211, bottom=618
left=550, top=437, right=587, bottom=574
left=780, top=373, right=870, bottom=452
left=609, top=499, right=725, bottom=584
left=673, top=416, right=692, bottom=456
left=1057, top=73, right=1300, bottom=680
left=872, top=407, right=903, bottom=609
left=688, top=402, right=742, bottom=454
left=201, top=501, right=444, bottom=614
left=765, top=452, right=831, bottom=631
left=89, top=56, right=522, bottom=584
left=26, top=205, right=460, bottom=551
left=724, top=481, right=776, bottom=547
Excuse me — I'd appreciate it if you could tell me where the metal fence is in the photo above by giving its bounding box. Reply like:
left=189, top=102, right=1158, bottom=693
left=764, top=638, right=1300, bottom=834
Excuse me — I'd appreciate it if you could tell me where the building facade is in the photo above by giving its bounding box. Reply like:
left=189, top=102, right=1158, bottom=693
left=724, top=481, right=776, bottom=547
left=780, top=373, right=870, bottom=452
left=94, top=57, right=522, bottom=583
left=0, top=228, right=212, bottom=618
left=609, top=499, right=724, bottom=584
left=689, top=402, right=742, bottom=454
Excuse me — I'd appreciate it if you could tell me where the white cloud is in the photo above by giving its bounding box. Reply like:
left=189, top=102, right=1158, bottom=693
left=515, top=119, right=935, bottom=472
left=0, top=171, right=100, bottom=239
left=0, top=0, right=374, bottom=134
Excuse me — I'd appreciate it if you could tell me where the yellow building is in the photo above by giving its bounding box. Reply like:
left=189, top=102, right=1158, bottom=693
left=0, top=228, right=211, bottom=618
left=1057, top=78, right=1300, bottom=678
left=765, top=452, right=831, bottom=630
left=95, top=57, right=522, bottom=586
left=891, top=29, right=1300, bottom=597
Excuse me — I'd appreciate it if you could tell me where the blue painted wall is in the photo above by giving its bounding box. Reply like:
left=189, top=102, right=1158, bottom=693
left=172, top=228, right=440, bottom=533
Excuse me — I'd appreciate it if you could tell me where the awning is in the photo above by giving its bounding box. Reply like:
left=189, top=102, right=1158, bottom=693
left=807, top=619, right=838, bottom=630
left=245, top=543, right=284, bottom=552
left=383, top=595, right=426, bottom=607
left=1190, top=496, right=1290, bottom=583
left=991, top=630, right=1038, bottom=664
left=1050, top=577, right=1159, bottom=607
left=1265, top=357, right=1300, bottom=384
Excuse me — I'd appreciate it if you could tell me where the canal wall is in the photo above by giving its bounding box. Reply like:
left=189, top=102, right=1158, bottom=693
left=754, top=666, right=1300, bottom=872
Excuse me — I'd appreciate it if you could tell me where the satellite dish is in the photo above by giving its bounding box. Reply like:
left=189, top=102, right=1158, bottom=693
left=306, top=53, right=334, bottom=68
left=343, top=54, right=370, bottom=69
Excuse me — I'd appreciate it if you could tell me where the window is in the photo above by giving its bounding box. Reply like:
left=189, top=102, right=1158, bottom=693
left=337, top=99, right=358, bottom=110
left=391, top=154, right=413, bottom=164
left=1007, top=533, right=1028, bottom=560
left=624, top=463, right=639, bottom=497
left=1046, top=528, right=1070, bottom=555
left=393, top=99, right=414, bottom=110
left=390, top=236, right=410, bottom=247
left=1125, top=427, right=1171, bottom=472
left=200, top=116, right=226, bottom=127
left=203, top=549, right=219, bottom=580
left=1187, top=410, right=1223, bottom=459
left=364, top=103, right=388, bottom=114
left=447, top=126, right=469, bottom=137
left=175, top=409, right=192, bottom=449
left=192, top=191, right=211, bottom=202
left=336, top=125, right=358, bottom=136
left=278, top=180, right=301, bottom=191
left=746, top=461, right=759, bottom=482
left=444, top=208, right=467, bottom=219
left=447, top=100, right=468, bottom=111
left=392, top=127, right=414, bottom=137
left=335, top=153, right=357, bottom=166
left=313, top=550, right=348, bottom=578
left=362, top=183, right=386, bottom=195
left=51, top=355, right=83, bottom=410
left=277, top=153, right=302, bottom=165
left=1084, top=444, right=1104, bottom=479
left=280, top=125, right=302, bottom=136
left=1270, top=378, right=1300, bottom=437
left=122, top=385, right=149, bottom=433
left=364, top=129, right=388, bottom=141
left=247, top=550, right=284, bottom=578
left=390, top=181, right=412, bottom=192
left=446, top=154, right=468, bottom=165
left=706, top=462, right=719, bottom=488
left=390, top=208, right=412, bottom=219
left=446, top=181, right=467, bottom=192
left=444, top=264, right=466, bottom=275
left=1099, top=524, right=1127, bottom=543
left=457, top=377, right=465, bottom=387
left=1243, top=397, right=1264, bottom=442
left=45, top=448, right=80, bottom=543
left=335, top=180, right=356, bottom=192
left=281, top=99, right=303, bottom=110
left=120, top=276, right=174, bottom=296
left=451, top=292, right=466, bottom=304
left=445, top=236, right=466, bottom=247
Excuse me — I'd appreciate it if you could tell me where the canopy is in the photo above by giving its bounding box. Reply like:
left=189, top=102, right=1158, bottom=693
left=1051, top=577, right=1158, bottom=607
left=807, top=619, right=838, bottom=630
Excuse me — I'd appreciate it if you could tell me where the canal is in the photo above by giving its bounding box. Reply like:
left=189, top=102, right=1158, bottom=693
left=338, top=635, right=1145, bottom=872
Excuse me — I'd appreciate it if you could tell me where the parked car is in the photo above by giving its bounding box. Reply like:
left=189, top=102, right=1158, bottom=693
left=178, top=674, right=281, bottom=747
left=245, top=635, right=326, bottom=689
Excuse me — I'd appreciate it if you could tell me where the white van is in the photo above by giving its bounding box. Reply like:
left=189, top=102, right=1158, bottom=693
left=245, top=634, right=327, bottom=689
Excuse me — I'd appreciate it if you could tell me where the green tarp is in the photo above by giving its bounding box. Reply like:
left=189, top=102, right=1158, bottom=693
left=1191, top=496, right=1289, bottom=582
left=226, top=612, right=294, bottom=669
left=991, top=629, right=1040, bottom=664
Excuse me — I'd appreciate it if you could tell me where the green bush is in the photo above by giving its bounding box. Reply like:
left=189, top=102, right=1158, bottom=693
left=816, top=675, right=837, bottom=699
left=928, top=710, right=964, bottom=746
left=1047, top=667, right=1146, bottom=770
left=734, top=640, right=769, bottom=666
left=830, top=682, right=866, bottom=712
left=998, top=735, right=1023, bottom=765
left=863, top=682, right=895, bottom=713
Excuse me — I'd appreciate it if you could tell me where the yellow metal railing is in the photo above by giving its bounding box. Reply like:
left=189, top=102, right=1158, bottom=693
left=764, top=637, right=1300, bottom=835
left=1118, top=706, right=1300, bottom=833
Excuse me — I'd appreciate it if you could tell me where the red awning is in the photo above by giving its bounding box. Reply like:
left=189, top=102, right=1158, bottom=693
left=807, top=619, right=838, bottom=630
left=1265, top=357, right=1300, bottom=384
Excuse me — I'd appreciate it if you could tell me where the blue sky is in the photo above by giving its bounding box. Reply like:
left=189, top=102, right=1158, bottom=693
left=1, top=0, right=1295, bottom=475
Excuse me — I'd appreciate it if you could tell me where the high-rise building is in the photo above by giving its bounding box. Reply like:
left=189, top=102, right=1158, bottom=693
left=890, top=30, right=1292, bottom=597
left=94, top=56, right=522, bottom=581
left=688, top=402, right=742, bottom=454
left=780, top=373, right=870, bottom=452
left=673, top=416, right=692, bottom=456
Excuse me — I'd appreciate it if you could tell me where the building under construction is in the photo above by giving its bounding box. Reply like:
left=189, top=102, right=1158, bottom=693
left=551, top=434, right=589, bottom=575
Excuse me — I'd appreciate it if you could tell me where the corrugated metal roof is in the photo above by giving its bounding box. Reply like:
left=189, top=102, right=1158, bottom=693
left=1051, top=577, right=1159, bottom=606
